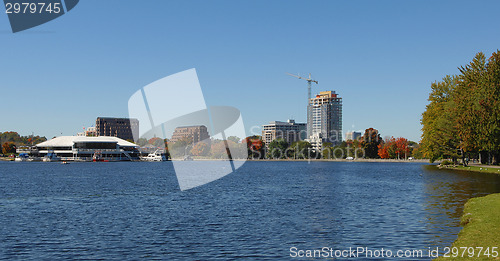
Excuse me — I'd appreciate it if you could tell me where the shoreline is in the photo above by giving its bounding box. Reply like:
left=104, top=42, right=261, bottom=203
left=435, top=193, right=500, bottom=260
left=1, top=156, right=432, bottom=163
left=246, top=158, right=430, bottom=163
left=438, top=164, right=500, bottom=175
left=434, top=165, right=500, bottom=260
left=172, top=157, right=432, bottom=163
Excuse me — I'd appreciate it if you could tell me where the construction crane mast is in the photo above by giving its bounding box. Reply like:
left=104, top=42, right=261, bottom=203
left=286, top=72, right=318, bottom=101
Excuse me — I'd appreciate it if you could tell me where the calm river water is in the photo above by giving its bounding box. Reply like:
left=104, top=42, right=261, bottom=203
left=1, top=161, right=500, bottom=260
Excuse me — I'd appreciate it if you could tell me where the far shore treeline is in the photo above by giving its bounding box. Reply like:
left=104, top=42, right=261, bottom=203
left=0, top=132, right=47, bottom=155
left=421, top=50, right=500, bottom=165
left=2, top=129, right=420, bottom=160
left=136, top=131, right=421, bottom=161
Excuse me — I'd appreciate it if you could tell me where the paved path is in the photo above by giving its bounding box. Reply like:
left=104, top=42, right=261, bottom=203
left=469, top=163, right=500, bottom=169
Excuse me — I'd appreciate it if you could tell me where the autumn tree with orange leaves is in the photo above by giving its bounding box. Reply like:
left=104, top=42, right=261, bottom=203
left=244, top=135, right=265, bottom=159
left=378, top=137, right=410, bottom=159
left=148, top=137, right=164, bottom=148
left=191, top=142, right=210, bottom=156
left=2, top=142, right=16, bottom=155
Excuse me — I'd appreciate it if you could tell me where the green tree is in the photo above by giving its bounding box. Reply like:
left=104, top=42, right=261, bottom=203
left=290, top=140, right=313, bottom=159
left=227, top=136, right=240, bottom=144
left=411, top=143, right=424, bottom=159
left=26, top=135, right=47, bottom=145
left=321, top=142, right=332, bottom=159
left=360, top=128, right=382, bottom=158
left=456, top=52, right=500, bottom=164
left=330, top=141, right=347, bottom=159
left=148, top=137, right=164, bottom=148
left=210, top=140, right=233, bottom=159
left=169, top=140, right=189, bottom=158
left=421, top=51, right=500, bottom=165
left=0, top=132, right=20, bottom=144
left=228, top=140, right=247, bottom=159
left=137, top=138, right=148, bottom=147
left=420, top=75, right=460, bottom=163
left=0, top=132, right=47, bottom=150
left=348, top=139, right=364, bottom=158
left=267, top=138, right=288, bottom=159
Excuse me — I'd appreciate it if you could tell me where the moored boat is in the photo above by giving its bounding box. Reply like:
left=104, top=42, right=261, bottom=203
left=142, top=150, right=168, bottom=161
left=42, top=153, right=61, bottom=162
left=14, top=153, right=29, bottom=162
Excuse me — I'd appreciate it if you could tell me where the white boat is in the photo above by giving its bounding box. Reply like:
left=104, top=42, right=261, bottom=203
left=15, top=153, right=29, bottom=162
left=42, top=153, right=61, bottom=162
left=142, top=150, right=167, bottom=161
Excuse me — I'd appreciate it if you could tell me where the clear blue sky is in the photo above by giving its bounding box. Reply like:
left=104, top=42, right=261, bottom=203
left=1, top=0, right=500, bottom=142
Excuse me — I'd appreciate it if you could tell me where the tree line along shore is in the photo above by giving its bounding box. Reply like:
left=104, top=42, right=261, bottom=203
left=421, top=51, right=500, bottom=166
left=425, top=51, right=500, bottom=260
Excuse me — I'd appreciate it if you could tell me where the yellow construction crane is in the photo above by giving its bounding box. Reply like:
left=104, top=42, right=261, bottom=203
left=286, top=72, right=318, bottom=101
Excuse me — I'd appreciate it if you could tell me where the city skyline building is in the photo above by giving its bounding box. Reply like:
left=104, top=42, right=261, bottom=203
left=307, top=91, right=342, bottom=150
left=345, top=131, right=362, bottom=141
left=96, top=117, right=139, bottom=141
left=170, top=125, right=210, bottom=144
left=86, top=127, right=97, bottom=137
left=262, top=119, right=307, bottom=146
left=77, top=126, right=97, bottom=137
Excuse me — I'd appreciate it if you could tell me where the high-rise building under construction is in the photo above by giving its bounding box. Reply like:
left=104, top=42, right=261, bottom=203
left=307, top=91, right=342, bottom=150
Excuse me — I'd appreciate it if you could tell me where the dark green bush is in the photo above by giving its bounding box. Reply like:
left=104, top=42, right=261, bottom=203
left=441, top=160, right=453, bottom=166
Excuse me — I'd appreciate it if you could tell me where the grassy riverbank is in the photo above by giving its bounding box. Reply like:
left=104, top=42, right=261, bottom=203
left=436, top=193, right=500, bottom=260
left=440, top=165, right=500, bottom=175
